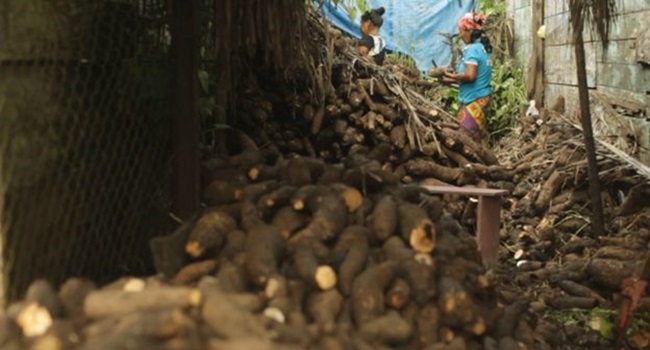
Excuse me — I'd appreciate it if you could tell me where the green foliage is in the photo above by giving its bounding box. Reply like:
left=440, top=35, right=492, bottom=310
left=384, top=53, right=418, bottom=70
left=331, top=0, right=369, bottom=21
left=198, top=69, right=217, bottom=121
left=197, top=69, right=230, bottom=150
left=548, top=309, right=650, bottom=341
left=487, top=59, right=527, bottom=140
left=478, top=0, right=507, bottom=17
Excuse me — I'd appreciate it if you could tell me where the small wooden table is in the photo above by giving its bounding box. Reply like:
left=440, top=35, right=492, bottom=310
left=421, top=185, right=509, bottom=266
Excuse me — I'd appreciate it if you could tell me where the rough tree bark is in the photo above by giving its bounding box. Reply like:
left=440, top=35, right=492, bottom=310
left=570, top=5, right=605, bottom=238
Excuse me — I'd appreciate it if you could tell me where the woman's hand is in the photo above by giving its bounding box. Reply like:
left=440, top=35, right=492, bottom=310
left=449, top=64, right=477, bottom=83
left=442, top=72, right=459, bottom=83
left=359, top=45, right=370, bottom=55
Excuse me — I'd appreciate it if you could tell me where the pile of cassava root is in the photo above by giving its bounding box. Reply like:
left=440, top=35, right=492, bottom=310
left=0, top=145, right=532, bottom=350
left=230, top=13, right=511, bottom=197
left=0, top=15, right=536, bottom=350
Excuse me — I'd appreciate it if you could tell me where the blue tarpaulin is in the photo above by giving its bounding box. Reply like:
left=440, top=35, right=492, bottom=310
left=314, top=0, right=477, bottom=72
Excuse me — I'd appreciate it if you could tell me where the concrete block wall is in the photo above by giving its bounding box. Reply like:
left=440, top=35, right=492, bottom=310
left=507, top=0, right=533, bottom=75
left=508, top=0, right=650, bottom=164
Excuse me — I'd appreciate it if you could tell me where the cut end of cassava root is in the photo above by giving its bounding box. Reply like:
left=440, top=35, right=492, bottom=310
left=315, top=265, right=337, bottom=290
left=409, top=221, right=436, bottom=254
left=185, top=241, right=204, bottom=258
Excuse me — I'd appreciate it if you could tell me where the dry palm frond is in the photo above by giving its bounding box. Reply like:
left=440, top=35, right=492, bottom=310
left=211, top=0, right=314, bottom=121
left=569, top=0, right=617, bottom=47
left=560, top=115, right=650, bottom=180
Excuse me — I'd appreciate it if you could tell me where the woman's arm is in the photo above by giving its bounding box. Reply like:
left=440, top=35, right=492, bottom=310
left=443, top=63, right=477, bottom=82
left=359, top=45, right=370, bottom=55
left=358, top=36, right=374, bottom=56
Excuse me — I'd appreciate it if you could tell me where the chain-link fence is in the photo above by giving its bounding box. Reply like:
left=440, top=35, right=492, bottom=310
left=0, top=0, right=174, bottom=303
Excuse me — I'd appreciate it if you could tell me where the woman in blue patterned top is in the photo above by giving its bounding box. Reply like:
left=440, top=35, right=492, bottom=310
left=442, top=12, right=493, bottom=143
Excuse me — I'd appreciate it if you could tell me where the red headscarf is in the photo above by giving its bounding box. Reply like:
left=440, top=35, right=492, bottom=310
left=458, top=12, right=487, bottom=31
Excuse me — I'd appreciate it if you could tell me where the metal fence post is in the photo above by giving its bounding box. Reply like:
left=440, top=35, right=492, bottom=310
left=170, top=0, right=200, bottom=219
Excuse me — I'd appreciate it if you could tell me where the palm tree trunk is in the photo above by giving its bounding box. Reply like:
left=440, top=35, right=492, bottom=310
left=572, top=9, right=605, bottom=237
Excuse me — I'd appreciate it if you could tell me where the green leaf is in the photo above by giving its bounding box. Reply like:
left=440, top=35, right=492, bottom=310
left=198, top=70, right=210, bottom=93
left=355, top=0, right=369, bottom=14
left=349, top=6, right=357, bottom=20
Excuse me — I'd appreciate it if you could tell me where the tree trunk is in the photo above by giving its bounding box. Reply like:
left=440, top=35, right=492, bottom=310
left=572, top=9, right=605, bottom=237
